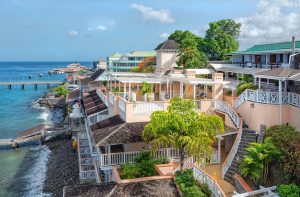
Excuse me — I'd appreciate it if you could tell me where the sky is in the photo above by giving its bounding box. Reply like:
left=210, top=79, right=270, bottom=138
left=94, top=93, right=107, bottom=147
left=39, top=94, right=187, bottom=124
left=0, top=0, right=300, bottom=61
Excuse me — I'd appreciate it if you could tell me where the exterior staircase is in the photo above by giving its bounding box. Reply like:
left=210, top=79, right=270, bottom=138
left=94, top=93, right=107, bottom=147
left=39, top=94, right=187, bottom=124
left=224, top=129, right=257, bottom=185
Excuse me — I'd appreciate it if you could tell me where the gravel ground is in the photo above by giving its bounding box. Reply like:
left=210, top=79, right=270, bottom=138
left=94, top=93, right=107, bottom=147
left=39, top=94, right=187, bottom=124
left=43, top=135, right=79, bottom=197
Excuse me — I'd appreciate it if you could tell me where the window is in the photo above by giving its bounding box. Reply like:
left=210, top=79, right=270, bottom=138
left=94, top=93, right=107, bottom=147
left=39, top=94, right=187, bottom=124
left=279, top=54, right=283, bottom=63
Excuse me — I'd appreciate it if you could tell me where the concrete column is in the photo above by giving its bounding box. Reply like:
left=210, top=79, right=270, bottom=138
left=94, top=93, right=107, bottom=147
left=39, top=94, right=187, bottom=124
left=180, top=82, right=183, bottom=97
left=119, top=81, right=121, bottom=91
left=284, top=80, right=287, bottom=92
left=217, top=137, right=222, bottom=163
left=114, top=77, right=116, bottom=90
left=259, top=78, right=261, bottom=89
left=167, top=79, right=169, bottom=93
left=193, top=84, right=196, bottom=99
left=124, top=83, right=127, bottom=97
left=279, top=80, right=282, bottom=124
left=254, top=77, right=257, bottom=85
left=129, top=82, right=131, bottom=99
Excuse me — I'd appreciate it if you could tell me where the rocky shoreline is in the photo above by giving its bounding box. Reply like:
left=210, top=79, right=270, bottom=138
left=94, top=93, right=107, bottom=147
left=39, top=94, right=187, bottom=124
left=43, top=134, right=79, bottom=197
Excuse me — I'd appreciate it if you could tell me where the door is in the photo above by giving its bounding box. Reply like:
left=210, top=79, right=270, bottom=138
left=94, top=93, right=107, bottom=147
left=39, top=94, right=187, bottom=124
left=270, top=54, right=276, bottom=64
left=255, top=55, right=261, bottom=63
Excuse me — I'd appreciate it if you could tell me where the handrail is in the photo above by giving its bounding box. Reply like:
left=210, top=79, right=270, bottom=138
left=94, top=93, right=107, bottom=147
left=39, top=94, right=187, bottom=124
left=193, top=165, right=227, bottom=197
left=214, top=100, right=244, bottom=179
left=100, top=148, right=179, bottom=166
left=234, top=89, right=300, bottom=109
left=232, top=186, right=277, bottom=197
left=214, top=100, right=240, bottom=129
left=222, top=119, right=243, bottom=178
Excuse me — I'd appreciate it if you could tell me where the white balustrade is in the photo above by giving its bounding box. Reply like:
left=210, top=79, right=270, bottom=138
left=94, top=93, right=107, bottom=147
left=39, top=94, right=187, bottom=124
left=100, top=148, right=179, bottom=166
left=133, top=102, right=165, bottom=114
left=193, top=166, right=226, bottom=197
left=119, top=98, right=126, bottom=112
left=234, top=89, right=300, bottom=109
left=214, top=100, right=240, bottom=129
left=233, top=186, right=278, bottom=197
left=109, top=93, right=115, bottom=105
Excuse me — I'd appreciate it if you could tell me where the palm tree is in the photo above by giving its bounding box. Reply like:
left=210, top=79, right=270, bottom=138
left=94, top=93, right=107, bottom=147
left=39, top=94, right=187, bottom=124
left=142, top=97, right=224, bottom=172
left=239, top=137, right=280, bottom=187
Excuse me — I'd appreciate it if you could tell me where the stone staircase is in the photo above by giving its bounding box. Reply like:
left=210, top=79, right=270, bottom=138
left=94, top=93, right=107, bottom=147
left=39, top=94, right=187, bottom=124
left=224, top=129, right=257, bottom=185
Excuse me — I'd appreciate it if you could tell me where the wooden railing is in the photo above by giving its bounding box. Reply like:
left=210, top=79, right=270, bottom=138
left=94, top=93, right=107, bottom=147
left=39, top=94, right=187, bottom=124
left=193, top=165, right=227, bottom=197
left=100, top=148, right=179, bottom=167
left=234, top=89, right=300, bottom=109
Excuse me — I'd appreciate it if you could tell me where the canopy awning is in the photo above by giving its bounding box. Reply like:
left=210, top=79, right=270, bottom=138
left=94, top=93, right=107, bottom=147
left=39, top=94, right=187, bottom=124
left=170, top=77, right=231, bottom=85
left=254, top=68, right=300, bottom=81
left=210, top=63, right=269, bottom=75
left=115, top=76, right=167, bottom=84
left=185, top=68, right=215, bottom=75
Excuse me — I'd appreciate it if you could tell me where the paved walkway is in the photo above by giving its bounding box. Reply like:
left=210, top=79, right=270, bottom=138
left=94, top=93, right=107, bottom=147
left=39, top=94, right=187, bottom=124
left=204, top=164, right=236, bottom=197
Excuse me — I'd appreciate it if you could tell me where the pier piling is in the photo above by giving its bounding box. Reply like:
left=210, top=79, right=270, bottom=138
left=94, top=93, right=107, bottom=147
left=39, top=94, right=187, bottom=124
left=34, top=84, right=38, bottom=90
left=8, top=84, right=12, bottom=89
left=21, top=84, right=25, bottom=89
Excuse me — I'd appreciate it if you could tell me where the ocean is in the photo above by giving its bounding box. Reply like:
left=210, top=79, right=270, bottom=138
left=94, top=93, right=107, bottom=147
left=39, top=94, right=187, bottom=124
left=0, top=62, right=91, bottom=197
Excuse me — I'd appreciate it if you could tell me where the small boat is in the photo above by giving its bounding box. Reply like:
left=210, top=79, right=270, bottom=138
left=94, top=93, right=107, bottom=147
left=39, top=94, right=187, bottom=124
left=28, top=75, right=32, bottom=79
left=39, top=74, right=43, bottom=77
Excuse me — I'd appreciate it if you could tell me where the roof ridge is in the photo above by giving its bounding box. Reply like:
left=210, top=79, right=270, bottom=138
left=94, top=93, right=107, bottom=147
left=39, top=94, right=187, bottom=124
left=96, top=123, right=126, bottom=146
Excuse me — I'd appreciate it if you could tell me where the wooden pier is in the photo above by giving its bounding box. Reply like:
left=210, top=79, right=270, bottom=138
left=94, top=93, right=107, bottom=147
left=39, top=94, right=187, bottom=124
left=0, top=81, right=62, bottom=89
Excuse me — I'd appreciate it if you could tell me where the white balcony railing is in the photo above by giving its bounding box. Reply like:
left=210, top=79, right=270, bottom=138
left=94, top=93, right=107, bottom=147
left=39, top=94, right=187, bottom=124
left=133, top=102, right=165, bottom=114
left=193, top=166, right=226, bottom=197
left=214, top=100, right=240, bottom=129
left=234, top=89, right=300, bottom=109
left=100, top=148, right=179, bottom=166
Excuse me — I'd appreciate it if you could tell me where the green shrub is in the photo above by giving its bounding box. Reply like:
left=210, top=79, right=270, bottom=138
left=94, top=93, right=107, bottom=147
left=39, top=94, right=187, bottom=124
left=199, top=183, right=211, bottom=197
left=53, top=85, right=69, bottom=96
left=182, top=185, right=205, bottom=197
left=175, top=169, right=207, bottom=197
left=120, top=163, right=138, bottom=179
left=120, top=151, right=169, bottom=179
left=266, top=125, right=300, bottom=183
left=237, top=82, right=258, bottom=95
left=142, top=82, right=153, bottom=95
left=226, top=90, right=232, bottom=96
left=277, top=183, right=300, bottom=197
left=102, top=80, right=107, bottom=86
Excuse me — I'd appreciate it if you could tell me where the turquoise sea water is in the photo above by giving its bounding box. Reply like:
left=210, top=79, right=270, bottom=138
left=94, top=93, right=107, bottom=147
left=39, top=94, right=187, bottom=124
left=0, top=62, right=91, bottom=197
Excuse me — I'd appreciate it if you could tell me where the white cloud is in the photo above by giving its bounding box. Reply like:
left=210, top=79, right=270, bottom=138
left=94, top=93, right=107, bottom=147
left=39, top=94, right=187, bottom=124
left=160, top=32, right=169, bottom=39
left=67, top=30, right=78, bottom=37
left=237, top=0, right=300, bottom=49
left=131, top=3, right=174, bottom=23
left=95, top=25, right=107, bottom=32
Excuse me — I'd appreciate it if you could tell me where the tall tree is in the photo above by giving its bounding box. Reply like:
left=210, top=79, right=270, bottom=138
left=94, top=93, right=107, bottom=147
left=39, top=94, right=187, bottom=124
left=143, top=97, right=224, bottom=172
left=200, top=19, right=241, bottom=60
left=177, top=46, right=208, bottom=69
left=168, top=30, right=201, bottom=48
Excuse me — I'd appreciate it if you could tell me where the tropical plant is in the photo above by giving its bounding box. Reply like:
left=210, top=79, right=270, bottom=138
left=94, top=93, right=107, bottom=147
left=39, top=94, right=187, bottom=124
left=177, top=46, right=208, bottom=69
left=266, top=125, right=300, bottom=183
left=175, top=169, right=206, bottom=197
left=53, top=85, right=69, bottom=96
left=277, top=183, right=300, bottom=197
left=120, top=151, right=169, bottom=179
left=102, top=80, right=107, bottom=86
left=239, top=137, right=280, bottom=187
left=236, top=82, right=258, bottom=95
left=239, top=74, right=253, bottom=83
left=77, top=69, right=86, bottom=76
left=143, top=97, right=224, bottom=172
left=142, top=82, right=153, bottom=95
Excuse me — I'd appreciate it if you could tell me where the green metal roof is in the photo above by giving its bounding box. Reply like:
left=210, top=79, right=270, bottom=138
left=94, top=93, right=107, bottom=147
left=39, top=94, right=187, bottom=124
left=126, top=51, right=156, bottom=57
left=230, top=40, right=300, bottom=55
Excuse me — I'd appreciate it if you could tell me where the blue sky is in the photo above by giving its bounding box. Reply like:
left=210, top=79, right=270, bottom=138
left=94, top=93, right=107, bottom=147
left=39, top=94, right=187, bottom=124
left=0, top=0, right=300, bottom=61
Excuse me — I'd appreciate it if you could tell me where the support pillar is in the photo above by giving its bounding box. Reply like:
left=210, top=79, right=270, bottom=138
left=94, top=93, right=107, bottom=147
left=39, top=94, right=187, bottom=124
left=119, top=81, right=121, bottom=92
left=124, top=83, right=127, bottom=98
left=129, top=82, right=131, bottom=100
left=258, top=78, right=261, bottom=89
left=21, top=84, right=25, bottom=89
left=193, top=84, right=196, bottom=99
left=8, top=84, right=12, bottom=89
left=279, top=80, right=282, bottom=124
left=284, top=80, right=287, bottom=92
left=217, top=137, right=223, bottom=163
left=34, top=84, right=37, bottom=90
